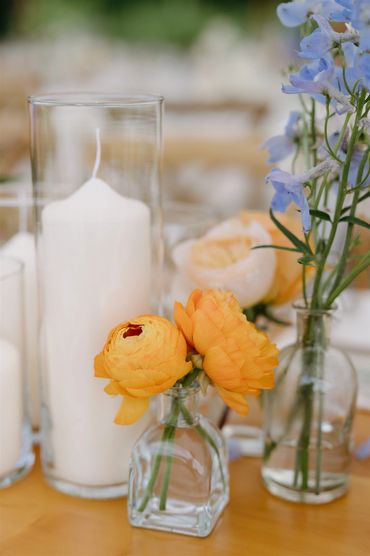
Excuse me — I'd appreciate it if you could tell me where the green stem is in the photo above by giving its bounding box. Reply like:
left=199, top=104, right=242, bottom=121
left=325, top=252, right=370, bottom=307
left=179, top=402, right=226, bottom=487
left=327, top=147, right=369, bottom=300
left=158, top=401, right=180, bottom=511
left=159, top=423, right=177, bottom=511
left=138, top=425, right=171, bottom=512
left=310, top=91, right=366, bottom=310
left=138, top=399, right=180, bottom=513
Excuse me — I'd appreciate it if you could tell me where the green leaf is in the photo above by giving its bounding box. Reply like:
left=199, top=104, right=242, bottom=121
left=298, top=254, right=316, bottom=266
left=252, top=244, right=301, bottom=253
left=341, top=189, right=370, bottom=214
left=309, top=209, right=332, bottom=222
left=339, top=215, right=370, bottom=229
left=269, top=209, right=313, bottom=254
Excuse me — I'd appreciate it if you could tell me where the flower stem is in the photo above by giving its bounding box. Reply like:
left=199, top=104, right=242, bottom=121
left=179, top=401, right=226, bottom=487
left=159, top=423, right=177, bottom=511
left=311, top=90, right=366, bottom=309
left=326, top=147, right=369, bottom=300
left=137, top=425, right=171, bottom=512
left=138, top=400, right=180, bottom=513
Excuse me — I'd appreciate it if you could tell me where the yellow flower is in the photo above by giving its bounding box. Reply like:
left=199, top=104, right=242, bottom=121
left=174, top=289, right=278, bottom=415
left=240, top=211, right=309, bottom=305
left=94, top=315, right=192, bottom=424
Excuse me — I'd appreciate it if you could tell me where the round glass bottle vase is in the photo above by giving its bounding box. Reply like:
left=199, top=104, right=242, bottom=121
left=0, top=256, right=34, bottom=488
left=128, top=385, right=229, bottom=537
left=262, top=304, right=357, bottom=504
left=28, top=94, right=163, bottom=499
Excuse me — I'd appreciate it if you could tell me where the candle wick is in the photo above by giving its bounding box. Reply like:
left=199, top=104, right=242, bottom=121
left=92, top=128, right=101, bottom=179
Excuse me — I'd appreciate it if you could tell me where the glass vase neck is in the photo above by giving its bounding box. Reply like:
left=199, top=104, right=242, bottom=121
left=158, top=385, right=200, bottom=427
left=294, top=304, right=336, bottom=347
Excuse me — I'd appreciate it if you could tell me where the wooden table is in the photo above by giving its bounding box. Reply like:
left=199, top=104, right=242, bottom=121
left=1, top=412, right=369, bottom=556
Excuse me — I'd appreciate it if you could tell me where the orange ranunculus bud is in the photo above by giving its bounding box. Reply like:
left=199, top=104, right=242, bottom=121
left=94, top=315, right=192, bottom=424
left=174, top=289, right=278, bottom=416
left=240, top=211, right=309, bottom=306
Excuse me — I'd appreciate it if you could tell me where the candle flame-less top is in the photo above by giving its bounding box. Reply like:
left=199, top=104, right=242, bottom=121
left=42, top=178, right=150, bottom=224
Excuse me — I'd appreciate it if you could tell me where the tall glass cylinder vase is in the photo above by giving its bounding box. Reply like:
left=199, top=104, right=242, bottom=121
left=0, top=256, right=34, bottom=488
left=262, top=303, right=357, bottom=504
left=28, top=93, right=163, bottom=499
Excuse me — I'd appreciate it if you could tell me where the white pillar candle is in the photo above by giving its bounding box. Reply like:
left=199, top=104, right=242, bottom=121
left=0, top=338, right=22, bottom=476
left=41, top=173, right=152, bottom=486
left=2, top=232, right=39, bottom=427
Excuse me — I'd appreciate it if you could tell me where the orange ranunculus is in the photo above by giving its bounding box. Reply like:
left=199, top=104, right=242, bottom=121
left=174, top=289, right=278, bottom=415
left=94, top=315, right=192, bottom=424
left=240, top=210, right=308, bottom=306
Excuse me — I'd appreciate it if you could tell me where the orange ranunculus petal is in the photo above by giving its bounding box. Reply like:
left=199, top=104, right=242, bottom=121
left=216, top=386, right=249, bottom=416
left=174, top=301, right=194, bottom=346
left=94, top=352, right=109, bottom=378
left=192, top=309, right=226, bottom=353
left=186, top=289, right=203, bottom=316
left=104, top=380, right=125, bottom=396
left=95, top=314, right=192, bottom=424
left=203, top=344, right=244, bottom=390
left=114, top=396, right=150, bottom=425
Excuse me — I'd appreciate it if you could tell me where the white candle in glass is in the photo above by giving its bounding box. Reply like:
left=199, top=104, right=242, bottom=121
left=41, top=130, right=151, bottom=486
left=0, top=338, right=22, bottom=476
left=2, top=232, right=39, bottom=427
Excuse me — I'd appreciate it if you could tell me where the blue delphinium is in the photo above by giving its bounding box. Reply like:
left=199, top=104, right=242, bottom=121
left=298, top=15, right=359, bottom=59
left=282, top=57, right=354, bottom=112
left=263, top=111, right=301, bottom=163
left=277, top=0, right=338, bottom=27
left=265, top=0, right=370, bottom=233
left=266, top=159, right=340, bottom=231
left=267, top=168, right=312, bottom=231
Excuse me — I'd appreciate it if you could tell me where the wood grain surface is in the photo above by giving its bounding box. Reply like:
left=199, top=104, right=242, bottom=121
left=0, top=412, right=369, bottom=556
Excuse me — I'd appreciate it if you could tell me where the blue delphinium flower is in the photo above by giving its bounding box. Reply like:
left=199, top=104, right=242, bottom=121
left=277, top=0, right=338, bottom=27
left=354, top=52, right=370, bottom=90
left=332, top=0, right=370, bottom=29
left=283, top=57, right=354, bottom=112
left=263, top=111, right=301, bottom=163
left=283, top=57, right=334, bottom=94
left=298, top=15, right=360, bottom=59
left=331, top=0, right=355, bottom=23
left=266, top=168, right=311, bottom=231
left=319, top=130, right=370, bottom=187
left=266, top=159, right=340, bottom=231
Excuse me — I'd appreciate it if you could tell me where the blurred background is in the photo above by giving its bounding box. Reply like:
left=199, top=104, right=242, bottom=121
left=0, top=0, right=298, bottom=217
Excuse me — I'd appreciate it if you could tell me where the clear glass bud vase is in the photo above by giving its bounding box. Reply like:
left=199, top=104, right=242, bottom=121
left=262, top=304, right=357, bottom=504
left=128, top=385, right=229, bottom=537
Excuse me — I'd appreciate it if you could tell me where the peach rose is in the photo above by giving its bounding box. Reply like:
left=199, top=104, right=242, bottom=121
left=240, top=211, right=308, bottom=306
left=172, top=217, right=276, bottom=308
left=173, top=211, right=307, bottom=308
left=94, top=315, right=192, bottom=424
left=174, top=289, right=278, bottom=415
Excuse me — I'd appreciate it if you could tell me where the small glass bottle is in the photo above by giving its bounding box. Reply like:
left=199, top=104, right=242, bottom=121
left=128, top=385, right=229, bottom=537
left=262, top=303, right=357, bottom=504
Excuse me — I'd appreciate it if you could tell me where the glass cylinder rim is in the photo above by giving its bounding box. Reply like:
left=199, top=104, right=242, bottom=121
left=28, top=92, right=164, bottom=108
left=293, top=299, right=338, bottom=315
left=0, top=255, right=24, bottom=282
